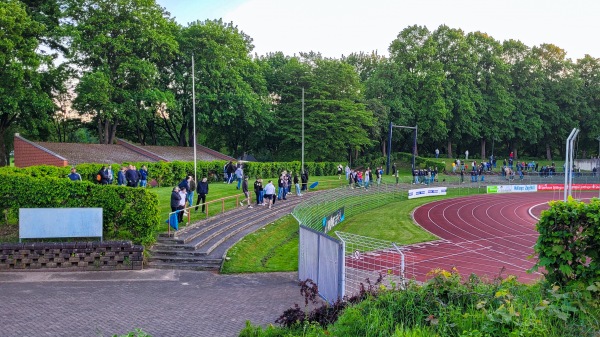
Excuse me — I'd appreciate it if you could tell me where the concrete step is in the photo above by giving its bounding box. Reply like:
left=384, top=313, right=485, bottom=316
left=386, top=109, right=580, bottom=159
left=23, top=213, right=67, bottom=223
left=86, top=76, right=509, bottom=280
left=148, top=254, right=220, bottom=264
left=146, top=260, right=222, bottom=271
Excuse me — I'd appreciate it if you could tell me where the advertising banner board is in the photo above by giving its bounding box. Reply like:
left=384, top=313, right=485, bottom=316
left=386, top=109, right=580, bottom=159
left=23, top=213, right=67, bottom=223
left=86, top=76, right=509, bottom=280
left=408, top=187, right=448, bottom=199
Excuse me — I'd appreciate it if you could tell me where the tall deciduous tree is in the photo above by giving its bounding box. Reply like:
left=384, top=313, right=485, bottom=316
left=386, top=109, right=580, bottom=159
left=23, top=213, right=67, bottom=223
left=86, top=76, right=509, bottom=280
left=64, top=0, right=178, bottom=144
left=262, top=53, right=373, bottom=162
left=466, top=31, right=514, bottom=159
left=0, top=0, right=54, bottom=165
left=165, top=19, right=270, bottom=156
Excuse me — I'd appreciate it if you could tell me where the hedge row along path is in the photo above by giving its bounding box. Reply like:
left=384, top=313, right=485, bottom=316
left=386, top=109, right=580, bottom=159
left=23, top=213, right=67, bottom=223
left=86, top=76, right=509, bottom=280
left=407, top=192, right=599, bottom=283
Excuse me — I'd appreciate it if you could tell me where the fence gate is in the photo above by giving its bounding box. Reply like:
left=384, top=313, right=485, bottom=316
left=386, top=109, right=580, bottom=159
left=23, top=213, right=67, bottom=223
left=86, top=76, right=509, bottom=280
left=298, top=225, right=344, bottom=303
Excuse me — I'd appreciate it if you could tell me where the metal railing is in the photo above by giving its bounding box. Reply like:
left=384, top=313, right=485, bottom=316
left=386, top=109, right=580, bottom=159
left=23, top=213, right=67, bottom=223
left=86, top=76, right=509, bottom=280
left=166, top=193, right=249, bottom=235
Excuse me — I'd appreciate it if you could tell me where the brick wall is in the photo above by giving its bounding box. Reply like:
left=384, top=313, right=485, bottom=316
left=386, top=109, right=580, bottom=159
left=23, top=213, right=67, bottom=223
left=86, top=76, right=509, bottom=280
left=0, top=241, right=143, bottom=271
left=14, top=135, right=68, bottom=168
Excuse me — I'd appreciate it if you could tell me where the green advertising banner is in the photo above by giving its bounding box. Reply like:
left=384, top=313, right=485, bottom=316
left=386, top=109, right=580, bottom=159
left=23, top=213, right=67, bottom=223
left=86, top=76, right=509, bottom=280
left=487, top=186, right=498, bottom=194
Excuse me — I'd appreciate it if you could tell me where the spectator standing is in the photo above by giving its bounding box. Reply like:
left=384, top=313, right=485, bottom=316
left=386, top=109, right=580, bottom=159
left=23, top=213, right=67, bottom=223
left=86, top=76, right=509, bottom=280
left=294, top=173, right=301, bottom=196
left=235, top=165, right=243, bottom=190
left=195, top=177, right=209, bottom=213
left=139, top=165, right=148, bottom=187
left=337, top=164, right=343, bottom=179
left=376, top=167, right=382, bottom=185
left=107, top=166, right=114, bottom=184
left=264, top=180, right=276, bottom=209
left=68, top=167, right=82, bottom=181
left=187, top=176, right=196, bottom=207
left=364, top=168, right=370, bottom=189
left=98, top=166, right=110, bottom=185
left=226, top=161, right=235, bottom=184
left=117, top=166, right=127, bottom=186
left=301, top=170, right=308, bottom=191
left=240, top=176, right=252, bottom=208
left=392, top=163, right=397, bottom=175
left=177, top=187, right=187, bottom=222
left=465, top=150, right=469, bottom=160
left=170, top=187, right=182, bottom=217
left=125, top=165, right=138, bottom=187
left=345, top=165, right=350, bottom=180
left=178, top=176, right=192, bottom=206
left=254, top=178, right=263, bottom=206
left=435, top=148, right=439, bottom=158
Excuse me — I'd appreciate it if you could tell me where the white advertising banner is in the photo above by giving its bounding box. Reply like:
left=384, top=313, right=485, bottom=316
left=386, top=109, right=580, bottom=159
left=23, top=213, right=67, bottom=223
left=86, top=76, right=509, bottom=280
left=408, top=187, right=448, bottom=199
left=486, top=185, right=538, bottom=194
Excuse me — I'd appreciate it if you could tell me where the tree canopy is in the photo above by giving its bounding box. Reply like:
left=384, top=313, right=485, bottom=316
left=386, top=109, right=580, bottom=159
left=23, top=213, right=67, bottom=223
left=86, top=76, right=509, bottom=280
left=3, top=0, right=600, bottom=165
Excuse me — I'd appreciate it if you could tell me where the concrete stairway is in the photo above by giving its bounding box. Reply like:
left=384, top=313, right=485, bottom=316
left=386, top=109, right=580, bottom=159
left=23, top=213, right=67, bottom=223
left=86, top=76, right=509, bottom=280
left=147, top=195, right=306, bottom=271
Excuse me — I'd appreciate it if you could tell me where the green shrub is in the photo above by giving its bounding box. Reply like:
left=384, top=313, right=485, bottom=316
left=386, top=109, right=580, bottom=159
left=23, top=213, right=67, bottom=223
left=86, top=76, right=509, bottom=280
left=0, top=172, right=159, bottom=246
left=532, top=197, right=600, bottom=289
left=0, top=161, right=340, bottom=186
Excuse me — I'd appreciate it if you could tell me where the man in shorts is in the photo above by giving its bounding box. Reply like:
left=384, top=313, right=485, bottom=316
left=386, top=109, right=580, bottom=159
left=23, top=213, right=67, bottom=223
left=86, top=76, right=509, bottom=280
left=240, top=176, right=253, bottom=208
left=263, top=180, right=276, bottom=209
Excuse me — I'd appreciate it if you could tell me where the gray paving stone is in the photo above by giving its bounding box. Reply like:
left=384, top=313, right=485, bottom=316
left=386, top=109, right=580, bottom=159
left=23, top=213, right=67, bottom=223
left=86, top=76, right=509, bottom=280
left=0, top=270, right=312, bottom=337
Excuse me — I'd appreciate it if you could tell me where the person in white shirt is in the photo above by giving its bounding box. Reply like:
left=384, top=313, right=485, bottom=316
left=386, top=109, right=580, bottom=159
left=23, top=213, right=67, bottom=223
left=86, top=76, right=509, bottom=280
left=263, top=180, right=276, bottom=209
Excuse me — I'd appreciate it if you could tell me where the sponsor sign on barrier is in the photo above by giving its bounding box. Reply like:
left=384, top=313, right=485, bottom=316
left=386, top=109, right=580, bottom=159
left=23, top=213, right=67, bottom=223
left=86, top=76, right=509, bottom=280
left=537, top=184, right=600, bottom=191
left=487, top=185, right=537, bottom=194
left=408, top=187, right=447, bottom=199
left=322, top=207, right=345, bottom=233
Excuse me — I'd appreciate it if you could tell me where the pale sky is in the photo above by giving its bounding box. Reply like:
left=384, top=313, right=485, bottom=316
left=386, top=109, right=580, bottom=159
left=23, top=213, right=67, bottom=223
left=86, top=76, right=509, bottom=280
left=156, top=0, right=599, bottom=61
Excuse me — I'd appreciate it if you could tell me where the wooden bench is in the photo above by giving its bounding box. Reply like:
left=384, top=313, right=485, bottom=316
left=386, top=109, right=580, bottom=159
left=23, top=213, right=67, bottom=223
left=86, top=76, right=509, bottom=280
left=19, top=208, right=103, bottom=242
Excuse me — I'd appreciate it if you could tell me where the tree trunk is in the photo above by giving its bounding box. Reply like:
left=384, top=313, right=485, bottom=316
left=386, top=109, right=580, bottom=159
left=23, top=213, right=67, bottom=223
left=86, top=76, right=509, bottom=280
left=382, top=139, right=386, bottom=157
left=447, top=140, right=453, bottom=158
left=513, top=148, right=518, bottom=162
left=480, top=139, right=486, bottom=160
left=0, top=128, right=7, bottom=166
left=546, top=144, right=552, bottom=161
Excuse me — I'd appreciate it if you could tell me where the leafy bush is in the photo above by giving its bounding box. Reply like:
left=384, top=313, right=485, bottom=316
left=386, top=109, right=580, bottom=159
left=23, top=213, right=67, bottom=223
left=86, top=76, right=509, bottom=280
left=533, top=197, right=600, bottom=289
left=0, top=172, right=160, bottom=246
left=242, top=270, right=600, bottom=337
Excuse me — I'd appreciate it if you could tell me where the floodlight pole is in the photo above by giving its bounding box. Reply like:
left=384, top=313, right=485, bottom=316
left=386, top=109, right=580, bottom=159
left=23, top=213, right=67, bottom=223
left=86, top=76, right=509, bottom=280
left=192, top=53, right=197, bottom=184
left=301, top=88, right=305, bottom=174
left=386, top=123, right=418, bottom=174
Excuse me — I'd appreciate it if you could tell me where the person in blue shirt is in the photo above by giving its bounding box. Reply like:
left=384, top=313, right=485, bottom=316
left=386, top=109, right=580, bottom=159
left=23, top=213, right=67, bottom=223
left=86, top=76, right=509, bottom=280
left=68, top=167, right=82, bottom=181
left=139, top=165, right=148, bottom=187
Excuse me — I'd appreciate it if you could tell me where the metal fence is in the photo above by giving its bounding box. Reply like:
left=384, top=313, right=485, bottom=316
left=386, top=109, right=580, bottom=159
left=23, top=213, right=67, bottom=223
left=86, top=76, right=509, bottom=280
left=298, top=225, right=344, bottom=303
left=293, top=184, right=404, bottom=232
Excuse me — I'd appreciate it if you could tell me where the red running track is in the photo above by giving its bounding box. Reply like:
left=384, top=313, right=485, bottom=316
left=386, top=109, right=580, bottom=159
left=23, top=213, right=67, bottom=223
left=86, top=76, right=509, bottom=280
left=406, top=192, right=598, bottom=283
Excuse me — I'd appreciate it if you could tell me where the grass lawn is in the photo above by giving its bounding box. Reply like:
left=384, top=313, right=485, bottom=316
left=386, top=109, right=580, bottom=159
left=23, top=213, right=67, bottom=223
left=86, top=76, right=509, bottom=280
left=221, top=186, right=485, bottom=274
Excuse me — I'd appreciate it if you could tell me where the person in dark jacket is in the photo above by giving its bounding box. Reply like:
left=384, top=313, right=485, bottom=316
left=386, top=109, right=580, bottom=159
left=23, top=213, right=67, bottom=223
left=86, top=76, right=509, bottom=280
left=125, top=165, right=139, bottom=187
left=253, top=178, right=263, bottom=206
left=98, top=166, right=110, bottom=185
left=195, top=177, right=209, bottom=212
left=170, top=187, right=182, bottom=213
left=117, top=166, right=127, bottom=186
left=301, top=171, right=308, bottom=191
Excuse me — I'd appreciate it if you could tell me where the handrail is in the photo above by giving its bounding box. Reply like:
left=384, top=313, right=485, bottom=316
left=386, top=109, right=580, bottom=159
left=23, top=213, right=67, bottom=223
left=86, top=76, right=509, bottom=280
left=166, top=192, right=249, bottom=235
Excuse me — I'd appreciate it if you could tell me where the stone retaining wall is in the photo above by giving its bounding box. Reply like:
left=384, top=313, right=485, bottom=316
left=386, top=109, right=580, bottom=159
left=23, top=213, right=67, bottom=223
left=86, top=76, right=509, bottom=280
left=0, top=241, right=143, bottom=271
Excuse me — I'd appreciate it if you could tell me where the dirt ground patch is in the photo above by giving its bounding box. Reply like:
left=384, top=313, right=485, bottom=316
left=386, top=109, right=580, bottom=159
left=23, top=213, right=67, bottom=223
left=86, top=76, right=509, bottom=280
left=0, top=224, right=18, bottom=242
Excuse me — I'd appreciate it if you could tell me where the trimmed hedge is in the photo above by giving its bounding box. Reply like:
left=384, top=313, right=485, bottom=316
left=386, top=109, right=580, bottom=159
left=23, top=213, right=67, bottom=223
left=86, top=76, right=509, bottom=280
left=0, top=173, right=160, bottom=246
left=0, top=161, right=340, bottom=186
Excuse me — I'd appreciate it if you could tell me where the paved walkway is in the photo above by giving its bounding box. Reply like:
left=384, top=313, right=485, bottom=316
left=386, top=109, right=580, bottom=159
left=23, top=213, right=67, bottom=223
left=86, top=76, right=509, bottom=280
left=0, top=270, right=306, bottom=337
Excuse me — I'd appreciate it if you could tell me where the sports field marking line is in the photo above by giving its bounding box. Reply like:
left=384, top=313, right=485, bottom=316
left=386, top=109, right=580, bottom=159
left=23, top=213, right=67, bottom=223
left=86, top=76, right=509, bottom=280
left=410, top=246, right=491, bottom=264
left=470, top=249, right=543, bottom=275
left=528, top=202, right=548, bottom=221
left=427, top=196, right=542, bottom=251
